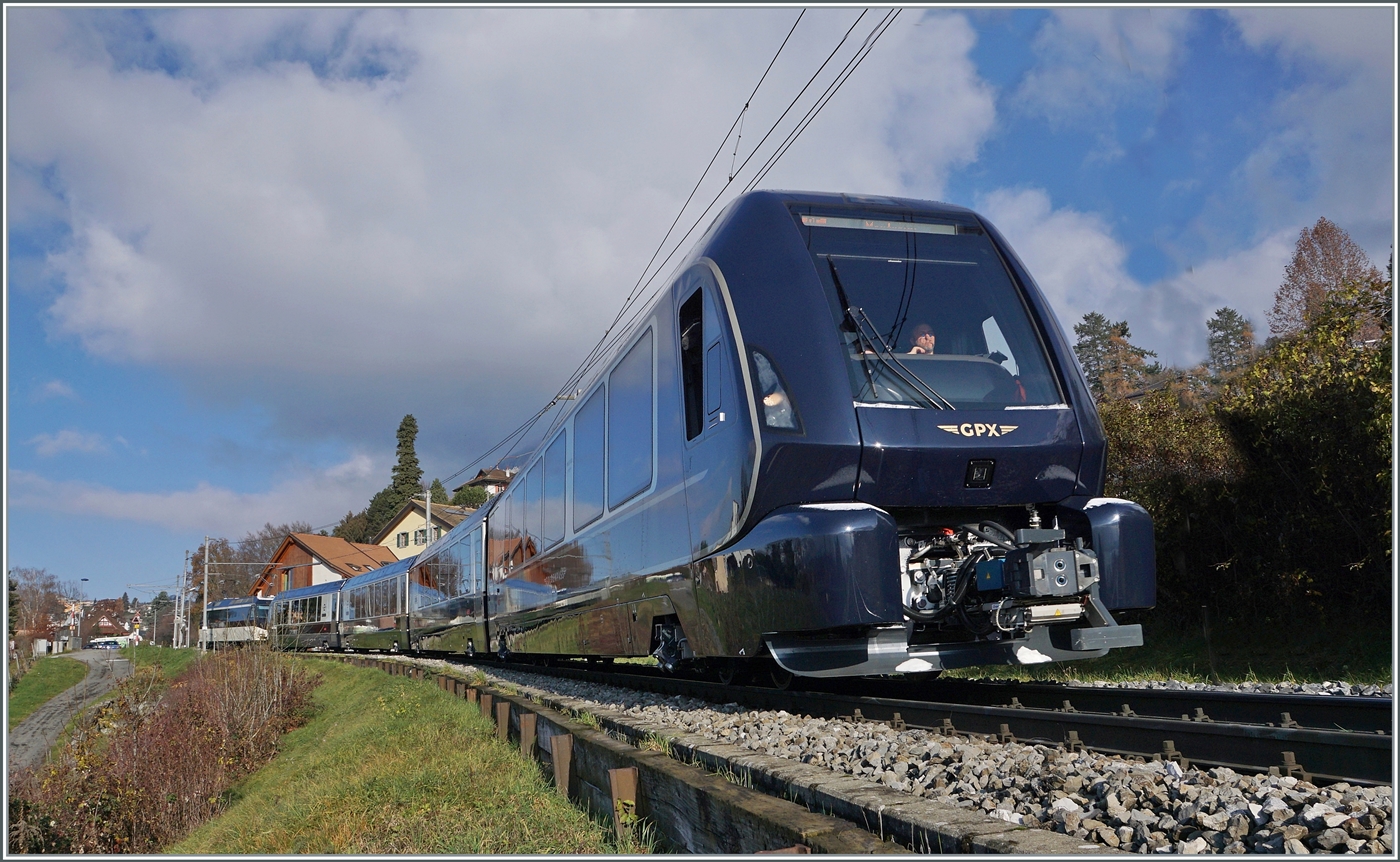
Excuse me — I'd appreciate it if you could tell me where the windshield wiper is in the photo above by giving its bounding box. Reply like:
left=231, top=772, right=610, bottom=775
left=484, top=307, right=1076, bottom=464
left=826, top=257, right=956, bottom=411
left=826, top=257, right=880, bottom=396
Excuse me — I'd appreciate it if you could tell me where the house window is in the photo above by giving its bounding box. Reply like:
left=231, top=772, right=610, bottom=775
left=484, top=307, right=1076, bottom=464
left=414, top=528, right=428, bottom=545
left=396, top=532, right=409, bottom=549
left=432, top=526, right=442, bottom=541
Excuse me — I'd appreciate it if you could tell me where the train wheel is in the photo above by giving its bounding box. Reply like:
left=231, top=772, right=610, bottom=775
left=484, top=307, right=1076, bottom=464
left=717, top=661, right=747, bottom=686
left=769, top=665, right=794, bottom=690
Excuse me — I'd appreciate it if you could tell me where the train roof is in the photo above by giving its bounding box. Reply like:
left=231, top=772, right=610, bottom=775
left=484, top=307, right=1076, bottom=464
left=340, top=554, right=417, bottom=590
left=413, top=495, right=495, bottom=564
left=209, top=596, right=271, bottom=610
left=751, top=189, right=977, bottom=218
left=271, top=579, right=348, bottom=602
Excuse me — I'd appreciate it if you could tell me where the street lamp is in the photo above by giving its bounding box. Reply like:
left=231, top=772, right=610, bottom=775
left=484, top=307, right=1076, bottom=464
left=78, top=579, right=89, bottom=649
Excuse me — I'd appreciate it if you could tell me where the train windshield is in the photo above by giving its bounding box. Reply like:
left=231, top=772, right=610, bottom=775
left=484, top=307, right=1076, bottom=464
left=795, top=212, right=1063, bottom=409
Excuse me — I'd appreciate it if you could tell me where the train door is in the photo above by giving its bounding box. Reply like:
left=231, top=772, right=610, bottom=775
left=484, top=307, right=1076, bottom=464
left=677, top=264, right=753, bottom=557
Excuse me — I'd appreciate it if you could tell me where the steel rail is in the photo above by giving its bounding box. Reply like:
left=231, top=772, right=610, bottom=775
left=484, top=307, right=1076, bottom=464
left=818, top=676, right=1394, bottom=735
left=475, top=659, right=1394, bottom=787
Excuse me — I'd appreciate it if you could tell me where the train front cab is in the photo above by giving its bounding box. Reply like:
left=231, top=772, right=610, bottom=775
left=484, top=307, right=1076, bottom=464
left=671, top=190, right=1156, bottom=677
left=199, top=597, right=272, bottom=649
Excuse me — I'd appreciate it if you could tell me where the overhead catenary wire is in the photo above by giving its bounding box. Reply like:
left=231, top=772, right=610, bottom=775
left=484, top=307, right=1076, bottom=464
left=552, top=9, right=810, bottom=416
left=446, top=9, right=902, bottom=480
left=745, top=9, right=901, bottom=191
left=441, top=11, right=812, bottom=482
left=548, top=9, right=895, bottom=406
left=547, top=10, right=884, bottom=413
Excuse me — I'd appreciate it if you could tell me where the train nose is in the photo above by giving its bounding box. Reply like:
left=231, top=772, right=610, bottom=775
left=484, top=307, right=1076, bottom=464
left=855, top=406, right=1085, bottom=507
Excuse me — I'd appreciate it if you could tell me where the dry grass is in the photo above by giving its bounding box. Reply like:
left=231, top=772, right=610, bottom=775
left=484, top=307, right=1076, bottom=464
left=8, top=646, right=316, bottom=854
left=170, top=659, right=636, bottom=854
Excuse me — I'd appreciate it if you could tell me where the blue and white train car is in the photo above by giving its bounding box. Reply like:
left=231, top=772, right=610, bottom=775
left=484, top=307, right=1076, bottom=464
left=199, top=596, right=272, bottom=649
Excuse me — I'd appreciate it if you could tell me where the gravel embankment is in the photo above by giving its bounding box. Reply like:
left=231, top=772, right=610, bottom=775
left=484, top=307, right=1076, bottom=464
left=479, top=667, right=1393, bottom=855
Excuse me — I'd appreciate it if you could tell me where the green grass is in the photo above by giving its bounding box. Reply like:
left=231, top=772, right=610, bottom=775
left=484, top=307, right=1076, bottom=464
left=7, top=657, right=89, bottom=730
left=121, top=644, right=201, bottom=678
left=945, top=616, right=1392, bottom=686
left=169, top=659, right=641, bottom=854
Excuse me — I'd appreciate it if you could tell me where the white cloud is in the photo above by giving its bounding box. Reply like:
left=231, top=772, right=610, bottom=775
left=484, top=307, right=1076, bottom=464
left=7, top=8, right=998, bottom=452
left=1227, top=9, right=1394, bottom=264
left=7, top=452, right=381, bottom=535
left=28, top=429, right=109, bottom=457
left=1012, top=9, right=1193, bottom=125
left=978, top=187, right=1294, bottom=367
left=1230, top=8, right=1393, bottom=80
left=37, top=380, right=77, bottom=400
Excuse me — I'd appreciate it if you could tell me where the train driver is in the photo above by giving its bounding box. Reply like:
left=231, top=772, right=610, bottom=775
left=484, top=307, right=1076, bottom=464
left=907, top=323, right=936, bottom=355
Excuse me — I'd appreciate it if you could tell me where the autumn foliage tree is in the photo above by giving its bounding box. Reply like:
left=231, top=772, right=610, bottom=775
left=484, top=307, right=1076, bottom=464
left=1268, top=216, right=1382, bottom=338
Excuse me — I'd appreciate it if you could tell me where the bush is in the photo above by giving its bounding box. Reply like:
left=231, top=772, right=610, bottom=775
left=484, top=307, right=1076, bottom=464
left=1100, top=281, right=1391, bottom=627
left=8, top=646, right=317, bottom=854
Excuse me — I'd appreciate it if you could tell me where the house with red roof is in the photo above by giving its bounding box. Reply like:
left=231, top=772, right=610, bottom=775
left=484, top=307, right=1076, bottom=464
left=249, top=533, right=400, bottom=598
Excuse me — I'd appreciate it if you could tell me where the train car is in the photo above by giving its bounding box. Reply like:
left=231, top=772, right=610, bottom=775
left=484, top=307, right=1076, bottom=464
left=199, top=596, right=272, bottom=649
left=407, top=499, right=494, bottom=655
left=339, top=556, right=417, bottom=652
left=271, top=579, right=345, bottom=651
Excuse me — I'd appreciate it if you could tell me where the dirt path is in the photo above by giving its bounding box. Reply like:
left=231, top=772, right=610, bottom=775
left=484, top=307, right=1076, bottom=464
left=7, top=650, right=133, bottom=772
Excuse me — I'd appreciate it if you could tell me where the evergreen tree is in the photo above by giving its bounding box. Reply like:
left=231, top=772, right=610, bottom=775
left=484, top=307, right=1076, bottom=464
left=362, top=486, right=403, bottom=540
left=332, top=509, right=373, bottom=544
left=391, top=415, right=423, bottom=498
left=8, top=577, right=19, bottom=642
left=1205, top=307, right=1256, bottom=382
left=451, top=485, right=488, bottom=509
left=1073, top=312, right=1116, bottom=394
left=1073, top=312, right=1159, bottom=399
left=429, top=478, right=449, bottom=504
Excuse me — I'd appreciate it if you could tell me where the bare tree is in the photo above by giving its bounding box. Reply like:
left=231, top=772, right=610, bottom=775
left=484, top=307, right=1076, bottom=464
left=1269, top=217, right=1381, bottom=338
left=11, top=567, right=65, bottom=656
left=190, top=521, right=313, bottom=603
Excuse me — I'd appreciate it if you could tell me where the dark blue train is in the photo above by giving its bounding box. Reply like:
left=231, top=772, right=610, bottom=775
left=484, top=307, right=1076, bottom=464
left=273, top=190, right=1155, bottom=682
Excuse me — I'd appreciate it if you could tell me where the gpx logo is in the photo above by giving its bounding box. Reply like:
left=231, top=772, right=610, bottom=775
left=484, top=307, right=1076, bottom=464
left=938, top=423, right=1018, bottom=438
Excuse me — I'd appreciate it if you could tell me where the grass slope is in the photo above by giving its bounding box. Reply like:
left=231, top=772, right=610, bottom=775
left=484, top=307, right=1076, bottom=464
left=122, top=644, right=201, bottom=678
left=170, top=659, right=630, bottom=854
left=7, top=657, right=88, bottom=730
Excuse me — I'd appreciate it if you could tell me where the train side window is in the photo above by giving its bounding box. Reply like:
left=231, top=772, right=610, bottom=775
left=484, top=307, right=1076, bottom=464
left=705, top=342, right=722, bottom=414
left=525, top=461, right=543, bottom=560
left=679, top=289, right=704, bottom=439
left=608, top=328, right=654, bottom=509
left=542, top=432, right=567, bottom=547
left=573, top=386, right=606, bottom=529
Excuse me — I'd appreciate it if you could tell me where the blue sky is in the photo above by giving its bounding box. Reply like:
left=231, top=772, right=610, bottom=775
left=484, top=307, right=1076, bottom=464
left=5, top=7, right=1394, bottom=601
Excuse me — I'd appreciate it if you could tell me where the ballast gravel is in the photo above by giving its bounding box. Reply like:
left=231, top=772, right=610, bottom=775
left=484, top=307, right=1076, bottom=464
left=477, top=666, right=1393, bottom=855
left=1057, top=679, right=1393, bottom=699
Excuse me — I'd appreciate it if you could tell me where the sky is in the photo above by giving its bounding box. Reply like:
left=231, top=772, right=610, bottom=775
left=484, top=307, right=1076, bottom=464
left=5, top=6, right=1395, bottom=602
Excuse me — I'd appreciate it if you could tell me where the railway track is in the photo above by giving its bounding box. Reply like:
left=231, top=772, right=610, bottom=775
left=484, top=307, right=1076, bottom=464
left=471, top=658, right=1394, bottom=787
